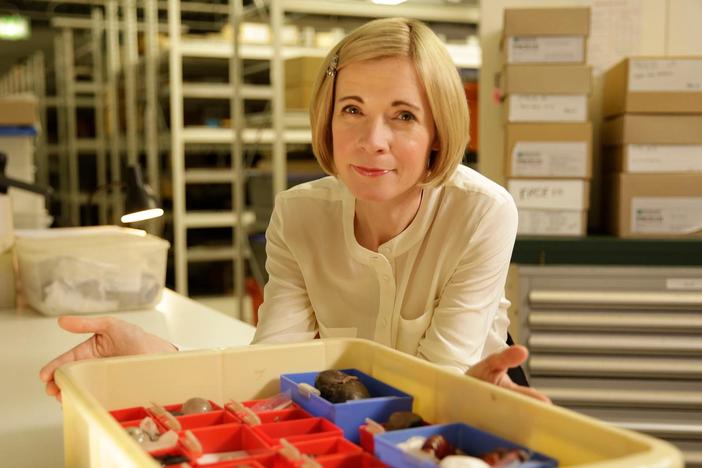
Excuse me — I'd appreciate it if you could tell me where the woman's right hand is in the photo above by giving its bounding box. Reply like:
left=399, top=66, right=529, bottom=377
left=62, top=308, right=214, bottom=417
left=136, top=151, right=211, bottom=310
left=39, top=316, right=177, bottom=401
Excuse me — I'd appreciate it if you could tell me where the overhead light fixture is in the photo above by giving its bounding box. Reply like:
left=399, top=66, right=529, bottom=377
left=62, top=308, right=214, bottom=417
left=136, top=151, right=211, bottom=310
left=120, top=165, right=163, bottom=224
left=370, top=0, right=407, bottom=5
left=0, top=15, right=30, bottom=40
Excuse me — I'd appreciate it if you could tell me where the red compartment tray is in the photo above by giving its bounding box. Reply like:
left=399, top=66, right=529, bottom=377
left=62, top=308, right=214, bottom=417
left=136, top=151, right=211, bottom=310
left=177, top=410, right=240, bottom=430
left=288, top=437, right=362, bottom=459
left=253, top=417, right=343, bottom=446
left=183, top=424, right=274, bottom=467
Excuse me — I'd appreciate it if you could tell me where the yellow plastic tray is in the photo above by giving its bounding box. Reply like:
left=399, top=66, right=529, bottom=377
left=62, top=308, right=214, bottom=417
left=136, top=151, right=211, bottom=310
left=55, top=338, right=683, bottom=467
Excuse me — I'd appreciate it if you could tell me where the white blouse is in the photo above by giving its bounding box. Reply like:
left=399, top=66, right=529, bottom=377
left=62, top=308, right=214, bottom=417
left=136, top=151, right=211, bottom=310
left=252, top=164, right=518, bottom=373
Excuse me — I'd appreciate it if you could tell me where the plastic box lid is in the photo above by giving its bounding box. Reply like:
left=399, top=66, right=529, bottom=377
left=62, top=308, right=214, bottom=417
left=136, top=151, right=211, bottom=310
left=15, top=226, right=169, bottom=250
left=55, top=338, right=683, bottom=467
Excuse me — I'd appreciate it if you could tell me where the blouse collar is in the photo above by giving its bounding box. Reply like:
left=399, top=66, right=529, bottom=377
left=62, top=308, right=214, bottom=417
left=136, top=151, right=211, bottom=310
left=341, top=180, right=442, bottom=261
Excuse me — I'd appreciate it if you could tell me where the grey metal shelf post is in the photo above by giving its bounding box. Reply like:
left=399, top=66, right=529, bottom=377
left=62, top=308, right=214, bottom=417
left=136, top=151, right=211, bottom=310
left=144, top=0, right=160, bottom=198
left=91, top=8, right=108, bottom=225
left=106, top=0, right=123, bottom=224
left=168, top=0, right=187, bottom=294
left=230, top=0, right=246, bottom=317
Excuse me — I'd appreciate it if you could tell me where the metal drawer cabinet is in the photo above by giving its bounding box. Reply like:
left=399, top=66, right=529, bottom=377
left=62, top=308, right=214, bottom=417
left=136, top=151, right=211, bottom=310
left=518, top=266, right=702, bottom=466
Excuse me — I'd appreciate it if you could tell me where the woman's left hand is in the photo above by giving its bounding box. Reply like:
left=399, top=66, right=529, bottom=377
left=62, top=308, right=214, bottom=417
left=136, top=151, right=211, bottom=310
left=466, top=345, right=552, bottom=404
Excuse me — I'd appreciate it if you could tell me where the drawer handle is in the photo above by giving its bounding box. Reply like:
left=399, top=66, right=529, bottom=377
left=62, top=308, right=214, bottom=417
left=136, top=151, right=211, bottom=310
left=529, top=290, right=702, bottom=308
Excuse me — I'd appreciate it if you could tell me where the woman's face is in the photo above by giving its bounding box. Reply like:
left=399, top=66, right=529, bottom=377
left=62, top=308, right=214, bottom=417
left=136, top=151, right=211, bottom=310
left=331, top=56, right=436, bottom=205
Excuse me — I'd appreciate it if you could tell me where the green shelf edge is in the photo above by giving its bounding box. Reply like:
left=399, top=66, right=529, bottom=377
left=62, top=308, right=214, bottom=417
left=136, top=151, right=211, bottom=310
left=512, top=235, right=702, bottom=266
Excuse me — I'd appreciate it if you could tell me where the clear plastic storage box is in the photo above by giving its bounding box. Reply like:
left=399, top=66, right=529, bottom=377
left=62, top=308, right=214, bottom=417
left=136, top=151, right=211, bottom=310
left=55, top=338, right=683, bottom=467
left=15, top=226, right=169, bottom=316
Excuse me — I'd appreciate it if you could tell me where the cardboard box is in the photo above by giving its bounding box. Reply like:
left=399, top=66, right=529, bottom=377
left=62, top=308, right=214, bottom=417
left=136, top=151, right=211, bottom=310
left=501, top=64, right=592, bottom=94
left=285, top=83, right=315, bottom=111
left=604, top=145, right=702, bottom=173
left=0, top=95, right=37, bottom=126
left=285, top=56, right=324, bottom=110
left=0, top=248, right=15, bottom=309
left=609, top=173, right=702, bottom=237
left=505, top=122, right=592, bottom=178
left=505, top=94, right=589, bottom=123
left=503, top=7, right=590, bottom=37
left=508, top=178, right=590, bottom=210
left=504, top=36, right=586, bottom=64
left=285, top=56, right=324, bottom=87
left=517, top=208, right=587, bottom=236
left=602, top=114, right=702, bottom=145
left=602, top=57, right=702, bottom=117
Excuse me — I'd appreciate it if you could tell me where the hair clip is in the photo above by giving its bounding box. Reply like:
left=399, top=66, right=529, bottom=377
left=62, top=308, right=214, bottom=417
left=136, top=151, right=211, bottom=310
left=326, top=54, right=339, bottom=78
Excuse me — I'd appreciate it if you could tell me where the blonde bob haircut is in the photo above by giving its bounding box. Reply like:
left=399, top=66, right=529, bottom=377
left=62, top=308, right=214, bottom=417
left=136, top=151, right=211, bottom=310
left=309, top=17, right=469, bottom=187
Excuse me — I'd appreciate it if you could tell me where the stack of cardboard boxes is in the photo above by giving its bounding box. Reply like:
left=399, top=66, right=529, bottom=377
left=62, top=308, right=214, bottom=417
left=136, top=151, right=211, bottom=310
left=500, top=7, right=592, bottom=236
left=602, top=57, right=702, bottom=238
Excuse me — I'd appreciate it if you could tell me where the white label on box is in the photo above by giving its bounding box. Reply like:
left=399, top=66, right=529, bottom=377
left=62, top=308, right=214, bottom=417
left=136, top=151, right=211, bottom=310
left=512, top=142, right=588, bottom=177
left=508, top=95, right=588, bottom=122
left=507, top=36, right=584, bottom=63
left=631, top=197, right=702, bottom=234
left=508, top=179, right=587, bottom=210
left=517, top=209, right=585, bottom=236
left=629, top=59, right=702, bottom=92
left=666, top=278, right=702, bottom=290
left=627, top=144, right=702, bottom=173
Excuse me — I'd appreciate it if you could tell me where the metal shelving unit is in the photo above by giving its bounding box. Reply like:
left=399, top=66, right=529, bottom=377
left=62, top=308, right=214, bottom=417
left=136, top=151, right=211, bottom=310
left=48, top=11, right=109, bottom=226
left=167, top=0, right=263, bottom=316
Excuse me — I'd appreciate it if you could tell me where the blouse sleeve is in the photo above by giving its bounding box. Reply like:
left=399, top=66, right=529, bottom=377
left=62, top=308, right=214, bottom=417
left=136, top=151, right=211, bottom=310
left=251, top=197, right=318, bottom=344
left=416, top=195, right=518, bottom=372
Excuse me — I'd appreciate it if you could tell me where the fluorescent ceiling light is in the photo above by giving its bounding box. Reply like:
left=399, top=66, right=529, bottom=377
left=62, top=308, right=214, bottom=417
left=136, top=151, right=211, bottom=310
left=0, top=16, right=30, bottom=40
left=370, top=0, right=407, bottom=5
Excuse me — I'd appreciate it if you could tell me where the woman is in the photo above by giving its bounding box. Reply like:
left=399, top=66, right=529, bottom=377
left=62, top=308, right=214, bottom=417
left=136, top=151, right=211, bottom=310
left=40, top=18, right=548, bottom=403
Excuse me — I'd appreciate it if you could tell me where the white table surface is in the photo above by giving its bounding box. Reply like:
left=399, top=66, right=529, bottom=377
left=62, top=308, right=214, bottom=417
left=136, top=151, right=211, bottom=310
left=0, top=289, right=256, bottom=468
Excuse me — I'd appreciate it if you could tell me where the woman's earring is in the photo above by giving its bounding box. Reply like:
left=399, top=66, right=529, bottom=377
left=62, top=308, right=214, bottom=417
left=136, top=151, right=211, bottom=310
left=326, top=54, right=339, bottom=78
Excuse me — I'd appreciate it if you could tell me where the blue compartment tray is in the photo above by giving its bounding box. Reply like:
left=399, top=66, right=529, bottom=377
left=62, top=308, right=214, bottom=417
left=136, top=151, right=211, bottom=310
left=280, top=368, right=413, bottom=443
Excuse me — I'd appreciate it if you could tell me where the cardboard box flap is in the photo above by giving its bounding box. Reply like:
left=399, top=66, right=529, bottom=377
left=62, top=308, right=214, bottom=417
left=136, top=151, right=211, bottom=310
left=502, top=64, right=592, bottom=94
left=503, top=7, right=590, bottom=37
left=0, top=94, right=38, bottom=126
left=285, top=56, right=324, bottom=87
left=602, top=115, right=702, bottom=145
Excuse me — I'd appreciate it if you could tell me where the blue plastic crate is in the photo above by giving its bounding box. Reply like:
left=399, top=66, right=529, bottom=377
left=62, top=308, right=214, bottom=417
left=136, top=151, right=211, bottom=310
left=374, top=423, right=558, bottom=468
left=280, top=368, right=413, bottom=443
